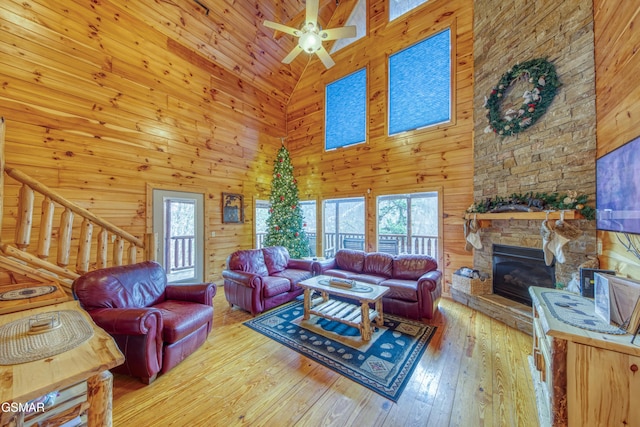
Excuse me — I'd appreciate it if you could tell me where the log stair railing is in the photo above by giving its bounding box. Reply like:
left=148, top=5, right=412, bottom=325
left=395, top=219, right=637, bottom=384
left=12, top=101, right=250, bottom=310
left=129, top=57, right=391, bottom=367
left=0, top=117, right=155, bottom=294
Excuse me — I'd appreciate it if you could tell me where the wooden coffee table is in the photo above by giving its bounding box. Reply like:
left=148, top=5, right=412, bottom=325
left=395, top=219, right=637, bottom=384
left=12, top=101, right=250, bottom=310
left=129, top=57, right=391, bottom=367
left=298, top=275, right=390, bottom=341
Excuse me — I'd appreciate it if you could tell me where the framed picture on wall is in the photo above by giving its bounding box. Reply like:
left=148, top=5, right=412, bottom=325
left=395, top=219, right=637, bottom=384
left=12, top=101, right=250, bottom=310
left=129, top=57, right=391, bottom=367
left=222, top=193, right=244, bottom=224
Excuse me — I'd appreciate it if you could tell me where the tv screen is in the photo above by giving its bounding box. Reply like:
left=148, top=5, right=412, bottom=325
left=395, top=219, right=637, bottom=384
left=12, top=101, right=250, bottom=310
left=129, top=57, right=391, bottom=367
left=596, top=135, right=640, bottom=234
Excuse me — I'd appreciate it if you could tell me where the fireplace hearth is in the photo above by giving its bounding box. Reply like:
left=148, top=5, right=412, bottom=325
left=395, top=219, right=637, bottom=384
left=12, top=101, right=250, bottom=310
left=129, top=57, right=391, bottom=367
left=492, top=244, right=555, bottom=305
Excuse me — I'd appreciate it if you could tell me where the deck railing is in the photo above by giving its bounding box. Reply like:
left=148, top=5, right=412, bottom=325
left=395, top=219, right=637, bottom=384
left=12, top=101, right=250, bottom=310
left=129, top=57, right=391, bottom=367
left=256, top=232, right=438, bottom=259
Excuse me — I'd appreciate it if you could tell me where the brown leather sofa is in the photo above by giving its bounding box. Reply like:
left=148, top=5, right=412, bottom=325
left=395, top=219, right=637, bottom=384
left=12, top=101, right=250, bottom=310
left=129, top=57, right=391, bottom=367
left=222, top=246, right=314, bottom=315
left=313, top=249, right=442, bottom=320
left=72, top=261, right=216, bottom=384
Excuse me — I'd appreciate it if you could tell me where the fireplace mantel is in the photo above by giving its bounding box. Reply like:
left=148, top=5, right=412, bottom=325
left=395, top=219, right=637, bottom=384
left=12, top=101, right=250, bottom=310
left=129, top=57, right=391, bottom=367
left=464, top=210, right=583, bottom=228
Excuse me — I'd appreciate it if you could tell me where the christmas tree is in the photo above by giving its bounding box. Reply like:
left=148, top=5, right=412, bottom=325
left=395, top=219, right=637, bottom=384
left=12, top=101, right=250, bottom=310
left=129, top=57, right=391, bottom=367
left=263, top=145, right=310, bottom=258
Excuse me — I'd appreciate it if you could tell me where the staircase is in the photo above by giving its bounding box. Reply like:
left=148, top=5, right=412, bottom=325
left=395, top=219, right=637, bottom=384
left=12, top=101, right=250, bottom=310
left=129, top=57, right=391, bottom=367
left=0, top=117, right=156, bottom=294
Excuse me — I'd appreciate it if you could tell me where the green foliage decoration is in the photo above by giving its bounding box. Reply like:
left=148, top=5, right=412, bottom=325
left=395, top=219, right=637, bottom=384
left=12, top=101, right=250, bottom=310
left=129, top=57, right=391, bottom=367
left=466, top=191, right=595, bottom=220
left=263, top=145, right=310, bottom=258
left=485, top=58, right=560, bottom=136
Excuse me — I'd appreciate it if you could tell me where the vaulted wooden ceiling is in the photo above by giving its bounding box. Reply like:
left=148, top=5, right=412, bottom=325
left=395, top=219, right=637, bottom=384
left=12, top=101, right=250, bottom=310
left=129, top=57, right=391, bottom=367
left=121, top=0, right=357, bottom=104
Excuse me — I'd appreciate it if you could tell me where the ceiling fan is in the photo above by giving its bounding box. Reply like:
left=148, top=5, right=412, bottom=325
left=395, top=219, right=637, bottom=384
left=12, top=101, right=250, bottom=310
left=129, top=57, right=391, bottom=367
left=263, top=0, right=356, bottom=69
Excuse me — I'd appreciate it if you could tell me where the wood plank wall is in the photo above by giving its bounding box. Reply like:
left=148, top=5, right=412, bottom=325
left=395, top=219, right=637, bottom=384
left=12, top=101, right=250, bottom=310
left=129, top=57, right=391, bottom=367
left=286, top=0, right=475, bottom=290
left=593, top=0, right=640, bottom=278
left=0, top=0, right=289, bottom=282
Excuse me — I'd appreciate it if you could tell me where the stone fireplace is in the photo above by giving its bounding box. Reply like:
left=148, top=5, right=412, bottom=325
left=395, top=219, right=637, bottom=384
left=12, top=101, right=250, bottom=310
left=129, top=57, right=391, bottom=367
left=455, top=0, right=599, bottom=334
left=473, top=218, right=596, bottom=293
left=492, top=244, right=555, bottom=305
left=450, top=217, right=597, bottom=335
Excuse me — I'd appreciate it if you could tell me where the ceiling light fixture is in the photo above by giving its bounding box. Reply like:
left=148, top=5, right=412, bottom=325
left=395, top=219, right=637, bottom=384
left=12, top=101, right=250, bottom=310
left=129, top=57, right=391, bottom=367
left=263, top=0, right=356, bottom=69
left=298, top=24, right=323, bottom=53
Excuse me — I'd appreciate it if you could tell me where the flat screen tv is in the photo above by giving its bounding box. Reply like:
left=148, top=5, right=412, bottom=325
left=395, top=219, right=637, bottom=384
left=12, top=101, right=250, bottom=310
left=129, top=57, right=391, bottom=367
left=596, top=134, right=640, bottom=234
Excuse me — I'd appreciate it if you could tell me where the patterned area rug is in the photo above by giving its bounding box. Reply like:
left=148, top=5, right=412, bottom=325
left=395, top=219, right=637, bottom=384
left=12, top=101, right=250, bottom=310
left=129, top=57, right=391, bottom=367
left=244, top=300, right=437, bottom=401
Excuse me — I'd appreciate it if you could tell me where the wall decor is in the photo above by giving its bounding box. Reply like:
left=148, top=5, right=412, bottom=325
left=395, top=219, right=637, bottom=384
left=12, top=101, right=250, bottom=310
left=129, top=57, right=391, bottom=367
left=484, top=58, right=560, bottom=136
left=222, top=193, right=244, bottom=223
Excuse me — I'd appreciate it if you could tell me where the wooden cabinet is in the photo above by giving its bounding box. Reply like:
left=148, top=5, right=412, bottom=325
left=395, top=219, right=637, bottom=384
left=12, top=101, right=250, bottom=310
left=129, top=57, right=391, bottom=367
left=0, top=301, right=124, bottom=427
left=530, top=287, right=640, bottom=426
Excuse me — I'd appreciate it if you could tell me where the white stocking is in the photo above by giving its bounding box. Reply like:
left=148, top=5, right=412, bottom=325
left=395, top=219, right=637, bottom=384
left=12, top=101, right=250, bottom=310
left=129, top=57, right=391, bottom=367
left=465, top=217, right=482, bottom=250
left=540, top=220, right=554, bottom=266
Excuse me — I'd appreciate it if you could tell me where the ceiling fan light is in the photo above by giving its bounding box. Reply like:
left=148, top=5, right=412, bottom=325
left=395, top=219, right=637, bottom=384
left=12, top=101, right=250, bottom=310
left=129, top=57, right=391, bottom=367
left=299, top=32, right=322, bottom=53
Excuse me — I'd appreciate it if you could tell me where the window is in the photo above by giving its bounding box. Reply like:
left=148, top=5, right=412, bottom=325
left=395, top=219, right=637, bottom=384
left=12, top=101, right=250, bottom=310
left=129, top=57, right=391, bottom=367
left=255, top=199, right=270, bottom=248
left=152, top=190, right=204, bottom=283
left=377, top=192, right=439, bottom=257
left=388, top=28, right=451, bottom=135
left=325, top=68, right=367, bottom=150
left=300, top=200, right=317, bottom=256
left=330, top=0, right=366, bottom=54
left=389, top=0, right=430, bottom=21
left=323, top=197, right=365, bottom=257
left=256, top=199, right=317, bottom=255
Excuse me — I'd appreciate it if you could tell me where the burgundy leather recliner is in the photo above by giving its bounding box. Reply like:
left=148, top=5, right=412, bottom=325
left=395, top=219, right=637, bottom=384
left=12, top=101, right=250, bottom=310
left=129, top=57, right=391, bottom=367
left=72, top=261, right=216, bottom=384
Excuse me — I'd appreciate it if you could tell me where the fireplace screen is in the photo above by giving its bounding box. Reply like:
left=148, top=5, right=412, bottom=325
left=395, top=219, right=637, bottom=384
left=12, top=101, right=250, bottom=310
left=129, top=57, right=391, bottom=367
left=492, top=244, right=555, bottom=305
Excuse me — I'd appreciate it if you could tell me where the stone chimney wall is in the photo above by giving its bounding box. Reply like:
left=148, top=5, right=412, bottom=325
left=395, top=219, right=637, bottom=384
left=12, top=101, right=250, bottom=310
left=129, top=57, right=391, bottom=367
left=472, top=0, right=597, bottom=286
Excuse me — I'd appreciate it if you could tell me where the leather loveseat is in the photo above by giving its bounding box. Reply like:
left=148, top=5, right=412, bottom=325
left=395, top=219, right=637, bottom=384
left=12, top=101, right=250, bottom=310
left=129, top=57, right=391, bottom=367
left=222, top=246, right=314, bottom=315
left=72, top=261, right=216, bottom=384
left=313, top=249, right=442, bottom=320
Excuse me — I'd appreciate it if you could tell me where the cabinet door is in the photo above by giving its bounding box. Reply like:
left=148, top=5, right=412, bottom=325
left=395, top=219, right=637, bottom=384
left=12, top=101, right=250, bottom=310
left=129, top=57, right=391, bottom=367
left=567, top=343, right=640, bottom=426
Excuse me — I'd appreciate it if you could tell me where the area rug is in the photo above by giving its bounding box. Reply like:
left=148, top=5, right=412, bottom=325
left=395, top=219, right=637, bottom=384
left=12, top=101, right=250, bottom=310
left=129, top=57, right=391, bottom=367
left=244, top=300, right=437, bottom=401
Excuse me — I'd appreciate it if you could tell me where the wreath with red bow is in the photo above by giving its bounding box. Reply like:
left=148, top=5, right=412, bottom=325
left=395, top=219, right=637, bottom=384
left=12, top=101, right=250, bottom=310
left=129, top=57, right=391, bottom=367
left=484, top=58, right=560, bottom=136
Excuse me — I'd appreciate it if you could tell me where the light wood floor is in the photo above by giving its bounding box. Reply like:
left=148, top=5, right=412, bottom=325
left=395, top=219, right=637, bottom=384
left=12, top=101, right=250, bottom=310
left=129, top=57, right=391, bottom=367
left=112, top=288, right=538, bottom=426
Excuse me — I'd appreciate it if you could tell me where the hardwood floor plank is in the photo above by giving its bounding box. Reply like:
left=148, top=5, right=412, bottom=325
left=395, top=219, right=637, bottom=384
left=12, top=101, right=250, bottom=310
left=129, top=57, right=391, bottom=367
left=111, top=289, right=537, bottom=426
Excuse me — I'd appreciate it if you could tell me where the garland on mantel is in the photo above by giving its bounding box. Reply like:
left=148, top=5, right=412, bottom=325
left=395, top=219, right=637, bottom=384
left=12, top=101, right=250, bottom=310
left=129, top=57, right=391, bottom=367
left=466, top=191, right=595, bottom=220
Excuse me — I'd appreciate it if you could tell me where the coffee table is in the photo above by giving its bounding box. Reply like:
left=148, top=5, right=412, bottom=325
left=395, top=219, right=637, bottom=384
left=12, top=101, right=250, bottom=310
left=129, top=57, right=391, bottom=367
left=298, top=275, right=390, bottom=341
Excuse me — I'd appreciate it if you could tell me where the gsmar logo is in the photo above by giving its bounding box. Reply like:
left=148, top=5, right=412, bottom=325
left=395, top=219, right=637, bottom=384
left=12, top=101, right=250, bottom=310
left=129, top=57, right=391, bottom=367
left=1, top=401, right=46, bottom=413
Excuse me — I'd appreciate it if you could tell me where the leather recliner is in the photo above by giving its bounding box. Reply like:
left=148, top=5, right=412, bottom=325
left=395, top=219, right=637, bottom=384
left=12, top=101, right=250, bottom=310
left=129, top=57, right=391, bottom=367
left=72, top=261, right=216, bottom=384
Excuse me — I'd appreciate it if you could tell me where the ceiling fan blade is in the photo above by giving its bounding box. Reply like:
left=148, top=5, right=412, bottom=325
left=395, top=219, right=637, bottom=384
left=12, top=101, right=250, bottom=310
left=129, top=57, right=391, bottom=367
left=263, top=20, right=300, bottom=37
left=316, top=46, right=335, bottom=69
left=320, top=26, right=357, bottom=41
left=306, top=0, right=319, bottom=25
left=282, top=45, right=304, bottom=64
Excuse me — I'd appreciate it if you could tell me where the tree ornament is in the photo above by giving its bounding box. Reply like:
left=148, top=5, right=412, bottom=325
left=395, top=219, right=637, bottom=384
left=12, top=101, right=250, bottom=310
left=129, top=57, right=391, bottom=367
left=484, top=58, right=560, bottom=137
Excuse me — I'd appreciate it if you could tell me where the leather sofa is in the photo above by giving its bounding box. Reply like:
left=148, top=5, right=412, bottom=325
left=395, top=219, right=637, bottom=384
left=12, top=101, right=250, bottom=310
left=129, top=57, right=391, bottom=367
left=222, top=246, right=314, bottom=315
left=313, top=249, right=442, bottom=320
left=72, top=261, right=216, bottom=384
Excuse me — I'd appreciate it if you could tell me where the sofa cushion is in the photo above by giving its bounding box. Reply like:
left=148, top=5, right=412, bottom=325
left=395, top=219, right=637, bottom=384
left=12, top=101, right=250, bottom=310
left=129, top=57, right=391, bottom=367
left=335, top=249, right=365, bottom=273
left=380, top=278, right=419, bottom=302
left=322, top=269, right=352, bottom=279
left=228, top=249, right=269, bottom=277
left=262, top=276, right=293, bottom=298
left=363, top=252, right=393, bottom=277
left=272, top=268, right=313, bottom=287
left=393, top=255, right=438, bottom=280
left=263, top=246, right=290, bottom=275
left=154, top=300, right=213, bottom=343
left=351, top=274, right=387, bottom=285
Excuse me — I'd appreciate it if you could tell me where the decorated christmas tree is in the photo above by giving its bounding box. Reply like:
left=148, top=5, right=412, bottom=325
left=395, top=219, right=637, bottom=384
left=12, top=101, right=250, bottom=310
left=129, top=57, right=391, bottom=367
left=263, top=145, right=310, bottom=258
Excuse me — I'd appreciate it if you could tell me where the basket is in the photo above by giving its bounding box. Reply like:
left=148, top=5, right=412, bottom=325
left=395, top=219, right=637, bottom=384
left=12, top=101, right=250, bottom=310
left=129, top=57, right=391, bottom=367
left=452, top=274, right=492, bottom=295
